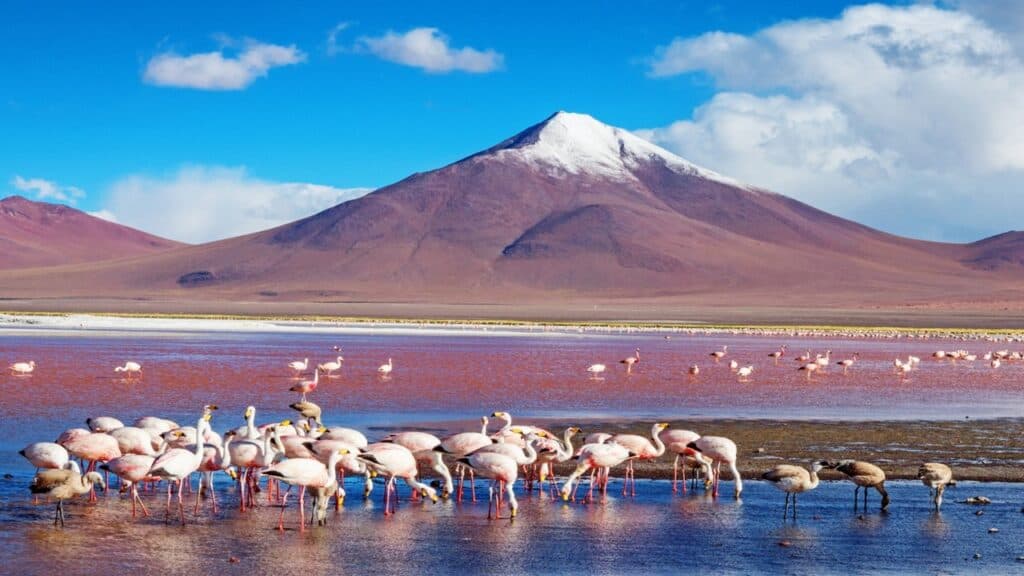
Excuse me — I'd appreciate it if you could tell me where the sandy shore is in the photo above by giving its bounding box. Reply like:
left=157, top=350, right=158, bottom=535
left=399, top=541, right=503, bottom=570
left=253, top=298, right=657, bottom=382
left=2, top=311, right=1023, bottom=341
left=393, top=417, right=1024, bottom=483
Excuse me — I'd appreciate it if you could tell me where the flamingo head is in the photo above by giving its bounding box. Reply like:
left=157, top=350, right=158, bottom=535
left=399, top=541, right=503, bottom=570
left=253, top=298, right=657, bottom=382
left=244, top=406, right=255, bottom=421
left=810, top=461, right=825, bottom=473
left=567, top=426, right=582, bottom=436
left=420, top=486, right=439, bottom=503
left=655, top=422, right=670, bottom=431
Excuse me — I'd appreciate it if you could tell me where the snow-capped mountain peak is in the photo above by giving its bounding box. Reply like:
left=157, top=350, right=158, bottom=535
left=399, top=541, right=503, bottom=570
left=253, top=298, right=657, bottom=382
left=483, top=111, right=743, bottom=186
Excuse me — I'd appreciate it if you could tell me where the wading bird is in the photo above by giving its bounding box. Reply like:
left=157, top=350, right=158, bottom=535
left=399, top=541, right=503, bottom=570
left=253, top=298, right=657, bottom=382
left=918, top=462, right=954, bottom=510
left=114, top=361, right=142, bottom=378
left=825, top=459, right=890, bottom=511
left=30, top=463, right=105, bottom=527
left=762, top=461, right=824, bottom=520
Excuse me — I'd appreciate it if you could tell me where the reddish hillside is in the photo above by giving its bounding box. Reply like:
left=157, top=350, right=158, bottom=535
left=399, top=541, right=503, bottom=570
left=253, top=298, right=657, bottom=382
left=0, top=196, right=182, bottom=269
left=0, top=112, right=1020, bottom=310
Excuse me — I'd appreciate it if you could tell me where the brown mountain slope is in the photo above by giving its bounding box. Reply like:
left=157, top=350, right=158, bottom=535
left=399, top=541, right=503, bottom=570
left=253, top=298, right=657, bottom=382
left=0, top=196, right=182, bottom=269
left=0, top=112, right=1020, bottom=309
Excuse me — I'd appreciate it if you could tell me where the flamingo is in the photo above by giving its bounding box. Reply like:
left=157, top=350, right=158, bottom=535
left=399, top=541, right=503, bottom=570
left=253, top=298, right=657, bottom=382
left=62, top=432, right=121, bottom=499
left=619, top=348, right=640, bottom=373
left=148, top=412, right=212, bottom=524
left=381, top=431, right=454, bottom=499
left=30, top=463, right=105, bottom=527
left=659, top=429, right=711, bottom=493
left=263, top=448, right=348, bottom=530
left=729, top=359, right=739, bottom=371
left=357, top=444, right=438, bottom=515
left=797, top=362, right=818, bottom=380
left=289, top=400, right=323, bottom=427
left=290, top=370, right=319, bottom=401
left=532, top=426, right=581, bottom=496
left=378, top=357, right=394, bottom=376
left=768, top=345, right=787, bottom=363
left=687, top=435, right=742, bottom=499
left=836, top=353, right=859, bottom=374
left=918, top=463, right=954, bottom=510
left=86, top=416, right=124, bottom=433
left=114, top=361, right=142, bottom=378
left=435, top=417, right=493, bottom=501
left=317, top=356, right=344, bottom=376
left=815, top=350, right=832, bottom=370
left=560, top=442, right=634, bottom=502
left=109, top=427, right=159, bottom=456
left=688, top=364, right=700, bottom=376
left=457, top=452, right=520, bottom=519
left=288, top=358, right=309, bottom=375
left=737, top=365, right=754, bottom=381
left=762, top=461, right=824, bottom=520
left=9, top=360, right=35, bottom=375
left=586, top=363, right=606, bottom=376
left=609, top=422, right=668, bottom=496
left=100, top=454, right=157, bottom=518
left=795, top=350, right=811, bottom=363
left=825, top=459, right=889, bottom=511
left=709, top=346, right=728, bottom=361
left=991, top=358, right=1002, bottom=369
left=20, top=442, right=70, bottom=471
left=319, top=427, right=369, bottom=448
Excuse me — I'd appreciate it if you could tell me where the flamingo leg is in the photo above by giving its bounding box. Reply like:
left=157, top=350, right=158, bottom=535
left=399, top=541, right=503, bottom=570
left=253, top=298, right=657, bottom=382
left=783, top=492, right=790, bottom=520
left=177, top=478, right=186, bottom=524
left=135, top=485, right=150, bottom=517
left=278, top=489, right=289, bottom=531
left=298, top=487, right=306, bottom=532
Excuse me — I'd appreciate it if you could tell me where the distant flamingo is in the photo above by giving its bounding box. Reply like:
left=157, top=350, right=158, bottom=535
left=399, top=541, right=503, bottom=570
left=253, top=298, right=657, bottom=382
left=586, top=363, right=606, bottom=376
left=288, top=358, right=309, bottom=375
left=9, top=360, right=35, bottom=375
left=687, top=435, right=742, bottom=499
left=317, top=356, right=344, bottom=376
left=797, top=362, right=818, bottom=380
left=836, top=353, right=859, bottom=374
left=710, top=346, right=728, bottom=361
left=795, top=350, right=811, bottom=363
left=688, top=364, right=700, bottom=376
left=737, top=365, right=754, bottom=381
left=729, top=359, right=739, bottom=371
left=768, top=345, right=787, bottom=363
left=114, top=361, right=142, bottom=378
left=290, top=370, right=319, bottom=401
left=619, top=349, right=640, bottom=373
left=378, top=357, right=394, bottom=376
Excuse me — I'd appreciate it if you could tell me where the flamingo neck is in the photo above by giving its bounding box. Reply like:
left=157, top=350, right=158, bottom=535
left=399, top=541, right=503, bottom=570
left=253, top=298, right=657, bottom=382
left=808, top=468, right=820, bottom=490
left=498, top=415, right=512, bottom=433
left=521, top=439, right=538, bottom=465
left=560, top=429, right=575, bottom=459
left=650, top=426, right=666, bottom=457
left=220, top=437, right=233, bottom=468
left=325, top=451, right=341, bottom=486
left=193, top=419, right=207, bottom=459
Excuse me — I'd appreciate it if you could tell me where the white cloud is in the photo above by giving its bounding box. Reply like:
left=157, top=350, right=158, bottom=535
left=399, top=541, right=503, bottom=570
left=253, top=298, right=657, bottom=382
left=11, top=176, right=86, bottom=204
left=356, top=27, right=503, bottom=73
left=644, top=3, right=1024, bottom=241
left=101, top=166, right=373, bottom=243
left=143, top=39, right=306, bottom=90
left=327, top=22, right=349, bottom=56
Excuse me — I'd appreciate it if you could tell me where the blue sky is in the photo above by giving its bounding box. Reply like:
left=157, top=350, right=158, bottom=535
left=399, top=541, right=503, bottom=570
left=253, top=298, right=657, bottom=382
left=3, top=1, right=1021, bottom=243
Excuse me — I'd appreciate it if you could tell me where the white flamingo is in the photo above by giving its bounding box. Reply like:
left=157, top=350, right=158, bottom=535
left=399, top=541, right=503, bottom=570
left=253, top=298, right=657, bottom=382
left=114, top=361, right=142, bottom=378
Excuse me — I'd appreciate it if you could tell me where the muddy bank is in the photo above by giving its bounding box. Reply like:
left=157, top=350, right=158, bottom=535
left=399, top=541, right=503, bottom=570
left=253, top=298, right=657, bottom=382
left=394, top=418, right=1024, bottom=483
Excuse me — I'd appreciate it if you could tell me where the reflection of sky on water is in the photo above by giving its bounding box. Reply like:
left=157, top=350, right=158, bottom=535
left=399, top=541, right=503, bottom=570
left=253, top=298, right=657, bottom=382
left=3, top=478, right=1023, bottom=574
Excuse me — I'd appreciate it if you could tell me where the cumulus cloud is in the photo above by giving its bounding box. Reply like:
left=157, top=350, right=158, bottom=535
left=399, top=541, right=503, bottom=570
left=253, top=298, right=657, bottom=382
left=327, top=22, right=350, bottom=56
left=11, top=176, right=86, bottom=204
left=644, top=3, right=1024, bottom=241
left=356, top=27, right=502, bottom=73
left=143, top=39, right=305, bottom=90
left=101, top=166, right=373, bottom=243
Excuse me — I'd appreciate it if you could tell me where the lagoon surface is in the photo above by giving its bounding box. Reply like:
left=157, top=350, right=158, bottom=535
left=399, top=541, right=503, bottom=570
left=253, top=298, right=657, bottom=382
left=2, top=325, right=1023, bottom=574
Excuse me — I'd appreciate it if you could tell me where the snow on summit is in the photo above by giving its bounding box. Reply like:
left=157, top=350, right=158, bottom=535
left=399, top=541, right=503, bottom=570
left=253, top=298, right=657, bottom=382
left=484, top=111, right=744, bottom=186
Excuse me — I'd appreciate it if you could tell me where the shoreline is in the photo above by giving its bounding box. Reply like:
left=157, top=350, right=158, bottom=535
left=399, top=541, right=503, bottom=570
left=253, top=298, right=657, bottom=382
left=393, top=417, right=1024, bottom=483
left=2, top=310, right=1024, bottom=340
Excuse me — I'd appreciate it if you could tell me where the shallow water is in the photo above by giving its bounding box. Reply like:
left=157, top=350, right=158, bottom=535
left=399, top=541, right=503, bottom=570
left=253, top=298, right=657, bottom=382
left=3, top=476, right=1023, bottom=575
left=3, top=327, right=1024, bottom=574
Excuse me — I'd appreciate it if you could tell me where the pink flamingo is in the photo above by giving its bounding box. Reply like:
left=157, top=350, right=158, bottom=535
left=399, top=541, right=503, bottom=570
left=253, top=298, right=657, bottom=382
left=263, top=448, right=347, bottom=531
left=100, top=454, right=157, bottom=518
left=436, top=417, right=493, bottom=501
left=290, top=370, right=319, bottom=401
left=659, top=429, right=711, bottom=493
left=148, top=413, right=212, bottom=524
left=458, top=452, right=520, bottom=519
left=687, top=435, right=743, bottom=499
left=560, top=441, right=634, bottom=502
left=608, top=422, right=668, bottom=496
left=357, top=444, right=438, bottom=515
left=62, top=432, right=121, bottom=500
left=620, top=348, right=641, bottom=373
